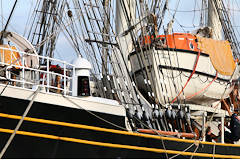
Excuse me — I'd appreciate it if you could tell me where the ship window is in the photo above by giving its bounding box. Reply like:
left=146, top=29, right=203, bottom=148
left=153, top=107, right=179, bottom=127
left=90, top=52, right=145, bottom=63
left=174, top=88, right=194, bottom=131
left=189, top=42, right=194, bottom=50
left=78, top=76, right=90, bottom=96
left=161, top=38, right=166, bottom=44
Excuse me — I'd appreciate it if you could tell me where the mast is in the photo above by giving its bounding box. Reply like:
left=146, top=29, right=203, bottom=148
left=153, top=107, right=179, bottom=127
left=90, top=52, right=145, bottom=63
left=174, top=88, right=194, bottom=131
left=26, top=0, right=65, bottom=59
left=115, top=0, right=136, bottom=61
left=207, top=0, right=222, bottom=40
left=102, top=0, right=110, bottom=75
left=210, top=0, right=240, bottom=59
left=102, top=0, right=113, bottom=99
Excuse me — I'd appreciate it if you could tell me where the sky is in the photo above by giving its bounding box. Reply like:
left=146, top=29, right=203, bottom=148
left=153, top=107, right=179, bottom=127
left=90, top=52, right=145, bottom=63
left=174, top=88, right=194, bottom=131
left=0, top=0, right=76, bottom=63
left=1, top=0, right=240, bottom=63
left=1, top=0, right=32, bottom=35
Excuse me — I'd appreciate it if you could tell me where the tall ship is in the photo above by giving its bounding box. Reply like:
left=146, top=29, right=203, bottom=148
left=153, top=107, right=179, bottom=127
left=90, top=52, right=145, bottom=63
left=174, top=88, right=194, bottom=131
left=0, top=0, right=240, bottom=158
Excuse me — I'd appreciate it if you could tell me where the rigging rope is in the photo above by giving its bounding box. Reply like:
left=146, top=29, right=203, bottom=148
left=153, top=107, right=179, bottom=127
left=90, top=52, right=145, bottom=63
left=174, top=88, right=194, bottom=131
left=170, top=49, right=201, bottom=104
left=0, top=0, right=18, bottom=44
left=190, top=141, right=200, bottom=159
left=192, top=0, right=197, bottom=27
left=0, top=87, right=40, bottom=159
left=23, top=0, right=37, bottom=36
left=186, top=72, right=218, bottom=100
left=122, top=0, right=157, bottom=104
left=171, top=31, right=189, bottom=105
left=61, top=94, right=128, bottom=131
left=213, top=142, right=216, bottom=159
left=0, top=0, right=3, bottom=30
left=0, top=81, right=10, bottom=96
left=169, top=143, right=195, bottom=159
left=115, top=0, right=172, bottom=150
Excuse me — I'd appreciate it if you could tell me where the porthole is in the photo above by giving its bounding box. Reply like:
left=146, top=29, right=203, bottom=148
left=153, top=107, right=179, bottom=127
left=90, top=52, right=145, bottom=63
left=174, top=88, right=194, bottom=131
left=189, top=42, right=194, bottom=50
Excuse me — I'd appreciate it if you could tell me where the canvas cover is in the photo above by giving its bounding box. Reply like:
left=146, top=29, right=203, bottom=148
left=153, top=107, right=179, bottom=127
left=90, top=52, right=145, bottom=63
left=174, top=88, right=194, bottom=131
left=197, top=36, right=236, bottom=76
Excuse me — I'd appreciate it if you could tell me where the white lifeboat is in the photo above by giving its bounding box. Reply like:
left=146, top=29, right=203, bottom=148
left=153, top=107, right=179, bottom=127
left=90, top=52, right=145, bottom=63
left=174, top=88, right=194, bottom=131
left=0, top=31, right=39, bottom=69
left=129, top=33, right=239, bottom=105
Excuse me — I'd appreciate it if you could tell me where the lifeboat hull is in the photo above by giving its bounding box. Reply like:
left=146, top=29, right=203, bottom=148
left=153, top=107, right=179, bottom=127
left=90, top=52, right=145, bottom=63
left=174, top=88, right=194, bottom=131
left=129, top=48, right=238, bottom=105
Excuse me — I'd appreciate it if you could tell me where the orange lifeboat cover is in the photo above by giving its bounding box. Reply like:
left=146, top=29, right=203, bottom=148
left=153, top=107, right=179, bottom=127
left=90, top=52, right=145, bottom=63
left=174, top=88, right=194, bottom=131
left=0, top=45, right=22, bottom=68
left=197, top=36, right=236, bottom=76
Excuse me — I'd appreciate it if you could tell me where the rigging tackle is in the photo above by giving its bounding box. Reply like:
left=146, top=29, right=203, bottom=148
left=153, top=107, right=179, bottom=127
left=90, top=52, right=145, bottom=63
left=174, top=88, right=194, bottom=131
left=0, top=0, right=18, bottom=44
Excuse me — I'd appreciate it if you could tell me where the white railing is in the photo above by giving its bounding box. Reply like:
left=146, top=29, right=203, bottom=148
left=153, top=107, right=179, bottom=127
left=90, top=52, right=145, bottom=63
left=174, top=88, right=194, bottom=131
left=0, top=46, right=76, bottom=95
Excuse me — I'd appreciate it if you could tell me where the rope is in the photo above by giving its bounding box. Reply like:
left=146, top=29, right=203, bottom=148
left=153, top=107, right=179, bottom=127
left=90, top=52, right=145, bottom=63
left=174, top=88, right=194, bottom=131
left=133, top=116, right=169, bottom=158
left=0, top=0, right=18, bottom=44
left=0, top=87, right=40, bottom=159
left=171, top=49, right=201, bottom=104
left=0, top=0, right=3, bottom=29
left=186, top=72, right=218, bottom=100
left=63, top=89, right=170, bottom=158
left=213, top=142, right=216, bottom=159
left=0, top=49, right=27, bottom=73
left=190, top=141, right=200, bottom=159
left=0, top=80, right=10, bottom=96
left=199, top=39, right=238, bottom=140
left=23, top=0, right=36, bottom=36
left=200, top=98, right=227, bottom=141
left=61, top=94, right=127, bottom=131
left=169, top=143, right=195, bottom=159
left=0, top=127, right=239, bottom=158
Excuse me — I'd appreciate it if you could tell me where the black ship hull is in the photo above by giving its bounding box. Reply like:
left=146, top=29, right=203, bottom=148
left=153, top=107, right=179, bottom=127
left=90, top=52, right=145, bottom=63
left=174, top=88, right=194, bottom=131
left=0, top=94, right=240, bottom=159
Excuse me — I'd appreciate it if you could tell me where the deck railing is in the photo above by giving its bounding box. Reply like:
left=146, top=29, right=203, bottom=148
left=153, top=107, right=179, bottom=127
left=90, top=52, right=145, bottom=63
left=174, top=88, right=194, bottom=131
left=0, top=46, right=76, bottom=95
